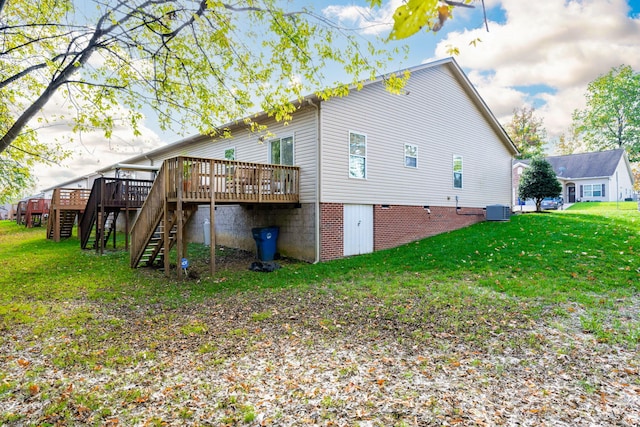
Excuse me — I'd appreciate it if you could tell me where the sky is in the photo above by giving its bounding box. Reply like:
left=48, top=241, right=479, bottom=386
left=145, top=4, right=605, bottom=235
left=30, top=0, right=640, bottom=194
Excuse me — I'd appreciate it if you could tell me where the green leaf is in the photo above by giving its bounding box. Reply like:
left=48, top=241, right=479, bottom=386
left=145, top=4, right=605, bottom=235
left=389, top=0, right=439, bottom=40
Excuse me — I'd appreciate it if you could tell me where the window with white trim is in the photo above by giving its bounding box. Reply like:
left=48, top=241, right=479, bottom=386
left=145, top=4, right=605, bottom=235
left=349, top=131, right=367, bottom=179
left=405, top=144, right=417, bottom=168
left=582, top=184, right=605, bottom=198
left=224, top=147, right=235, bottom=160
left=453, top=155, right=463, bottom=188
left=269, top=136, right=294, bottom=165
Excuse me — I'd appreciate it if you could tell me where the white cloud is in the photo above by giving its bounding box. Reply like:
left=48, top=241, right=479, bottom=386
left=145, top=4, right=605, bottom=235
left=322, top=0, right=403, bottom=35
left=32, top=92, right=167, bottom=191
left=433, top=0, right=640, bottom=140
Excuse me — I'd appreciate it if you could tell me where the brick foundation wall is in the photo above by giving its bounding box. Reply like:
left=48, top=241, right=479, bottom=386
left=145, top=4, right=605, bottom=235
left=320, top=203, right=344, bottom=261
left=319, top=203, right=485, bottom=261
left=373, top=205, right=485, bottom=251
left=174, top=202, right=487, bottom=263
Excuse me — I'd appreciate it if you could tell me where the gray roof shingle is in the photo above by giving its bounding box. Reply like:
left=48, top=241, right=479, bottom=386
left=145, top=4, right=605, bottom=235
left=514, top=149, right=625, bottom=179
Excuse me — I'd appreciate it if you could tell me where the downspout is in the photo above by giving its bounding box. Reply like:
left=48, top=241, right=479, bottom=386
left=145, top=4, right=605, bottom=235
left=308, top=98, right=321, bottom=264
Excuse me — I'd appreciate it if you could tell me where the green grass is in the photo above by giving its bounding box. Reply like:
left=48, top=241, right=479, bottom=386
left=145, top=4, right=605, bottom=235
left=1, top=201, right=638, bottom=347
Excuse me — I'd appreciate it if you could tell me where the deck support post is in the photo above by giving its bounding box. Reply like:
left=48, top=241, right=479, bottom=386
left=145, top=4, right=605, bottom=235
left=163, top=168, right=170, bottom=277
left=210, top=160, right=216, bottom=276
left=176, top=157, right=185, bottom=280
left=124, top=181, right=130, bottom=251
left=99, top=179, right=106, bottom=255
left=53, top=189, right=61, bottom=242
left=130, top=157, right=299, bottom=276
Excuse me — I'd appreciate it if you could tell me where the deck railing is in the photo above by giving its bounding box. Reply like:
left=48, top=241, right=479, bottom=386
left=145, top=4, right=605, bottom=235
left=99, top=178, right=154, bottom=208
left=24, top=198, right=50, bottom=227
left=79, top=177, right=154, bottom=250
left=130, top=163, right=168, bottom=267
left=130, top=157, right=300, bottom=271
left=166, top=156, right=300, bottom=204
left=27, top=198, right=50, bottom=212
left=51, top=188, right=91, bottom=210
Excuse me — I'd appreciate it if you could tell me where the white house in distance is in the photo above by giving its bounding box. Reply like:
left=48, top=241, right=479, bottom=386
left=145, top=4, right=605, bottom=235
left=513, top=149, right=635, bottom=206
left=40, top=173, right=101, bottom=199
left=48, top=57, right=518, bottom=264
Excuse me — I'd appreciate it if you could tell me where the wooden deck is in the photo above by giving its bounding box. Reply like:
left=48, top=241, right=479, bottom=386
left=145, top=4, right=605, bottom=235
left=51, top=188, right=92, bottom=210
left=80, top=178, right=154, bottom=252
left=24, top=198, right=50, bottom=228
left=130, top=156, right=300, bottom=277
left=15, top=201, right=27, bottom=225
left=47, top=188, right=91, bottom=241
left=166, top=156, right=300, bottom=204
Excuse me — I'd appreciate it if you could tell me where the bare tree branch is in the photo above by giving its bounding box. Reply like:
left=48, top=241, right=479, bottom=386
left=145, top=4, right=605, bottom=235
left=481, top=0, right=489, bottom=31
left=443, top=1, right=475, bottom=8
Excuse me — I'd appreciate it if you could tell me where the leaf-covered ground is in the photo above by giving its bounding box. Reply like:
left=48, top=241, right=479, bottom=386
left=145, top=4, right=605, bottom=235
left=2, top=204, right=639, bottom=426
left=2, top=284, right=638, bottom=426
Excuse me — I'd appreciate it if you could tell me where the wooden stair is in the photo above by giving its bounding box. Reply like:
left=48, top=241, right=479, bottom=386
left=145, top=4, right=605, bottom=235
left=24, top=198, right=50, bottom=228
left=136, top=207, right=195, bottom=267
left=46, top=188, right=91, bottom=242
left=47, top=209, right=78, bottom=240
left=79, top=183, right=99, bottom=250
left=130, top=165, right=167, bottom=268
left=129, top=156, right=300, bottom=277
left=130, top=162, right=202, bottom=270
left=79, top=177, right=153, bottom=252
left=85, top=210, right=119, bottom=250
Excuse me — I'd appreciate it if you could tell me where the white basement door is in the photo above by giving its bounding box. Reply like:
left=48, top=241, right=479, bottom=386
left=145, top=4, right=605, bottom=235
left=343, top=204, right=373, bottom=256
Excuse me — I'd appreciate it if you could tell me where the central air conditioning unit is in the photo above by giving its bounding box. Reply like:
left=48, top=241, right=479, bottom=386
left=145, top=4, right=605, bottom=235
left=486, top=204, right=511, bottom=221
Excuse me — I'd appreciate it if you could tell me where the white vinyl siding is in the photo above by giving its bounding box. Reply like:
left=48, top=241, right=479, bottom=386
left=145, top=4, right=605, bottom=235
left=124, top=106, right=318, bottom=203
left=319, top=63, right=515, bottom=207
left=613, top=157, right=635, bottom=201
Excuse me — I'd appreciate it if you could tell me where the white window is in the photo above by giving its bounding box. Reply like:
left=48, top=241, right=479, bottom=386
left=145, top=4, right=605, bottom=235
left=269, top=136, right=294, bottom=165
left=453, top=155, right=463, bottom=189
left=405, top=144, right=417, bottom=168
left=582, top=184, right=604, bottom=198
left=349, top=132, right=367, bottom=179
left=224, top=147, right=235, bottom=160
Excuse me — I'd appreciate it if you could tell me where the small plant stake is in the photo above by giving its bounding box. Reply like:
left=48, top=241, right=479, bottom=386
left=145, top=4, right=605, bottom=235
left=181, top=258, right=189, bottom=276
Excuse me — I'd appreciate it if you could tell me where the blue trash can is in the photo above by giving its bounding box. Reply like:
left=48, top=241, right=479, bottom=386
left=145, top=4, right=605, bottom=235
left=251, top=226, right=279, bottom=261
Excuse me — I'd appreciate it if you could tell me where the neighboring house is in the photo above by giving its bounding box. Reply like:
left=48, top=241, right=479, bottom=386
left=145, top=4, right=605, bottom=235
left=513, top=149, right=635, bottom=206
left=46, top=57, right=518, bottom=263
left=40, top=173, right=101, bottom=200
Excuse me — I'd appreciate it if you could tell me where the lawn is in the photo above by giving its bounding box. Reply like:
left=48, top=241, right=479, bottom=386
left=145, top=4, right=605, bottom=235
left=0, top=202, right=638, bottom=426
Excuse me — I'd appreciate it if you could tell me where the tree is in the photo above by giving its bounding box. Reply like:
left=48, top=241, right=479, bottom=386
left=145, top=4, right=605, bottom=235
left=554, top=123, right=584, bottom=155
left=0, top=0, right=476, bottom=202
left=632, top=164, right=640, bottom=194
left=518, top=157, right=562, bottom=212
left=573, top=64, right=640, bottom=162
left=504, top=106, right=547, bottom=159
left=386, top=0, right=476, bottom=39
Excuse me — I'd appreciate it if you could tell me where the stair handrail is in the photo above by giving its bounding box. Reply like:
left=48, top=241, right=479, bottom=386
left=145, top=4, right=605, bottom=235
left=46, top=189, right=61, bottom=238
left=130, top=162, right=167, bottom=267
left=79, top=179, right=102, bottom=249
